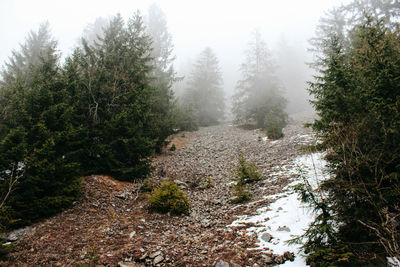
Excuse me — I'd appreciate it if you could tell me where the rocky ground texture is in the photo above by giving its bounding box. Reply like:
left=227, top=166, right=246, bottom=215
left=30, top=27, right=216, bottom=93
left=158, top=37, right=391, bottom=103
left=3, top=119, right=315, bottom=266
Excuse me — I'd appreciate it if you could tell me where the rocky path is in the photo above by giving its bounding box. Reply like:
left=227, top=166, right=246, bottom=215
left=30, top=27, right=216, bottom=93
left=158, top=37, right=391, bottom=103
left=4, top=121, right=314, bottom=266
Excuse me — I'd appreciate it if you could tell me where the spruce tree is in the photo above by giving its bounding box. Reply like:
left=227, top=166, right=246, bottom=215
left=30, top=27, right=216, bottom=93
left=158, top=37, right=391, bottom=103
left=301, top=17, right=400, bottom=265
left=68, top=13, right=157, bottom=180
left=232, top=30, right=287, bottom=137
left=0, top=24, right=82, bottom=227
left=146, top=4, right=176, bottom=151
left=183, top=47, right=225, bottom=126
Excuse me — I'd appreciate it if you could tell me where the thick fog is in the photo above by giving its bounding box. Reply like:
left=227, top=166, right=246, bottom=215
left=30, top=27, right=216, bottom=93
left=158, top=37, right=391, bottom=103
left=0, top=0, right=350, bottom=115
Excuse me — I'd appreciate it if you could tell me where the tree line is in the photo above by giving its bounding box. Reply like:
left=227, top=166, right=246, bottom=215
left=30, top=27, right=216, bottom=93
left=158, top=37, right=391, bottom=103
left=0, top=6, right=287, bottom=229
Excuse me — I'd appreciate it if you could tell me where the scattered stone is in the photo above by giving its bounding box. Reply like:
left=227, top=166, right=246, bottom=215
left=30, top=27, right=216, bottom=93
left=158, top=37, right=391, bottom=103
left=5, top=123, right=316, bottom=266
left=261, top=255, right=274, bottom=264
left=278, top=255, right=286, bottom=264
left=153, top=255, right=164, bottom=265
left=260, top=232, right=272, bottom=242
left=175, top=180, right=189, bottom=189
left=149, top=251, right=162, bottom=259
left=118, top=262, right=137, bottom=267
left=201, top=219, right=211, bottom=227
left=139, top=253, right=148, bottom=261
left=215, top=260, right=230, bottom=267
left=283, top=251, right=295, bottom=261
left=277, top=226, right=291, bottom=232
left=115, top=192, right=128, bottom=200
left=129, top=231, right=136, bottom=239
left=5, top=226, right=34, bottom=241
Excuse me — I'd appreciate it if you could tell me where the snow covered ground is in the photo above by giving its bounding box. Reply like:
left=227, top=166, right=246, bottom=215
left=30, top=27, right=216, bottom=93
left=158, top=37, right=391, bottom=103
left=230, top=153, right=328, bottom=266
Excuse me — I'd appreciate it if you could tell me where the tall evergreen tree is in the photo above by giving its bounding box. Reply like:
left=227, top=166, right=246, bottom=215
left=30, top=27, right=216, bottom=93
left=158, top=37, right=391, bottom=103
left=183, top=47, right=225, bottom=126
left=0, top=22, right=57, bottom=88
left=81, top=17, right=110, bottom=47
left=299, top=17, right=400, bottom=265
left=145, top=4, right=176, bottom=151
left=0, top=24, right=82, bottom=227
left=309, top=0, right=400, bottom=69
left=67, top=13, right=158, bottom=180
left=232, top=31, right=287, bottom=137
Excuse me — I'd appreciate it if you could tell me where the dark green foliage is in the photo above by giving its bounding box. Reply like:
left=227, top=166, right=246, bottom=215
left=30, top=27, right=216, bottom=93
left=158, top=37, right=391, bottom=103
left=183, top=47, right=225, bottom=126
left=230, top=183, right=251, bottom=204
left=200, top=177, right=215, bottom=190
left=0, top=24, right=83, bottom=228
left=232, top=155, right=262, bottom=184
left=302, top=13, right=400, bottom=265
left=0, top=236, right=14, bottom=260
left=265, top=114, right=284, bottom=140
left=232, top=30, right=287, bottom=133
left=0, top=11, right=178, bottom=230
left=169, top=144, right=176, bottom=151
left=305, top=245, right=354, bottom=267
left=65, top=13, right=167, bottom=181
left=146, top=4, right=177, bottom=152
left=230, top=155, right=261, bottom=203
left=140, top=178, right=154, bottom=193
left=147, top=181, right=191, bottom=215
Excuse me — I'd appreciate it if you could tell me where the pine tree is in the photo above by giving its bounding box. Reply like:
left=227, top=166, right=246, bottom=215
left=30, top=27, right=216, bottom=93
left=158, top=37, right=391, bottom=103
left=232, top=30, right=287, bottom=137
left=0, top=22, right=57, bottom=88
left=301, top=17, right=400, bottom=265
left=0, top=24, right=82, bottom=227
left=145, top=4, right=176, bottom=151
left=67, top=13, right=157, bottom=180
left=183, top=47, right=225, bottom=126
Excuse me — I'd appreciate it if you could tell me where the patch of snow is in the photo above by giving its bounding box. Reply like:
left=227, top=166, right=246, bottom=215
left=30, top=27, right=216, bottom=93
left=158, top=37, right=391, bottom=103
left=229, top=152, right=327, bottom=265
left=388, top=257, right=400, bottom=267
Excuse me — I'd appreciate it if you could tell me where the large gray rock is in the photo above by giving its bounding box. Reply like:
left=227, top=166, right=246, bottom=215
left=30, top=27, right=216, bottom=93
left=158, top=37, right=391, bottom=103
left=261, top=232, right=272, bottom=242
left=5, top=226, right=34, bottom=241
left=215, top=260, right=230, bottom=267
left=149, top=251, right=162, bottom=259
left=118, top=262, right=138, bottom=267
left=153, top=255, right=164, bottom=265
left=277, top=226, right=290, bottom=232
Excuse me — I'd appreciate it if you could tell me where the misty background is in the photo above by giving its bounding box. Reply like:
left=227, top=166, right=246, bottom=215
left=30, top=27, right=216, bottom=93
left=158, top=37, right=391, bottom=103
left=0, top=0, right=350, bottom=115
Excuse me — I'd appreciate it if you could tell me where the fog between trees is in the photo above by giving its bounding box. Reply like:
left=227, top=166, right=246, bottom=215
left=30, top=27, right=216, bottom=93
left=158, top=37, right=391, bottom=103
left=0, top=1, right=344, bottom=118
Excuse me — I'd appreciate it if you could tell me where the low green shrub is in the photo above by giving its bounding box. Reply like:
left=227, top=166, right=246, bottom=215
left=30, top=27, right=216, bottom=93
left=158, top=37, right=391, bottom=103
left=169, top=144, right=176, bottom=151
left=305, top=245, right=354, bottom=267
left=147, top=181, right=190, bottom=215
left=230, top=155, right=262, bottom=203
left=140, top=178, right=154, bottom=193
left=230, top=183, right=251, bottom=204
left=200, top=177, right=215, bottom=189
left=232, top=155, right=262, bottom=185
left=265, top=114, right=284, bottom=140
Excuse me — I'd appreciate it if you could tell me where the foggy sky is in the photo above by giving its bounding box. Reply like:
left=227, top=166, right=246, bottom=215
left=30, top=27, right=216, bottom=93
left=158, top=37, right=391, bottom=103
left=0, top=0, right=351, bottom=114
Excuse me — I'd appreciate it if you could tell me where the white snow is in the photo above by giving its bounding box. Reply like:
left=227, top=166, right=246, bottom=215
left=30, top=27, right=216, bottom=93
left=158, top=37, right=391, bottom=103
left=388, top=257, right=400, bottom=267
left=230, top=152, right=327, bottom=266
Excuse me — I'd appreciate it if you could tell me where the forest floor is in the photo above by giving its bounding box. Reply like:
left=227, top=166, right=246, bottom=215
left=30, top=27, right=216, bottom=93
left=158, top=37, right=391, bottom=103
left=3, top=116, right=318, bottom=266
